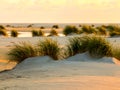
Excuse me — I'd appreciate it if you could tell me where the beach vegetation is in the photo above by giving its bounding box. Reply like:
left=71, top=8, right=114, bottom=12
left=63, top=25, right=79, bottom=35
left=49, top=29, right=58, bottom=36
left=37, top=38, right=60, bottom=60
left=81, top=25, right=96, bottom=34
left=11, top=30, right=18, bottom=37
left=52, top=25, right=59, bottom=29
left=111, top=44, right=120, bottom=60
left=40, top=26, right=45, bottom=29
left=66, top=36, right=89, bottom=57
left=87, top=35, right=112, bottom=58
left=38, top=30, right=44, bottom=36
left=96, top=26, right=107, bottom=35
left=0, top=30, right=8, bottom=36
left=8, top=42, right=38, bottom=63
left=31, top=30, right=39, bottom=37
left=0, top=25, right=5, bottom=29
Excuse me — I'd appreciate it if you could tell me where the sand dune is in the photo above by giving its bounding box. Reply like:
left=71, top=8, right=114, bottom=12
left=0, top=55, right=120, bottom=90
left=0, top=36, right=120, bottom=90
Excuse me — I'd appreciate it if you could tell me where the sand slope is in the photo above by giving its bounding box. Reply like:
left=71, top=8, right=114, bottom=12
left=0, top=54, right=120, bottom=90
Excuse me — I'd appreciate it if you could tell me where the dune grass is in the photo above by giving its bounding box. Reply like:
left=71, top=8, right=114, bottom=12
left=52, top=25, right=59, bottom=29
left=37, top=38, right=60, bottom=60
left=0, top=25, right=5, bottom=29
left=8, top=35, right=113, bottom=63
left=11, top=30, right=18, bottom=37
left=63, top=25, right=79, bottom=35
left=96, top=26, right=107, bottom=36
left=38, top=30, right=44, bottom=36
left=87, top=35, right=112, bottom=58
left=81, top=25, right=97, bottom=34
left=32, top=30, right=44, bottom=37
left=8, top=42, right=38, bottom=63
left=66, top=37, right=88, bottom=57
left=111, top=44, right=120, bottom=60
left=66, top=35, right=112, bottom=58
left=31, top=30, right=39, bottom=37
left=49, top=29, right=58, bottom=36
left=105, top=24, right=120, bottom=37
left=0, top=30, right=8, bottom=36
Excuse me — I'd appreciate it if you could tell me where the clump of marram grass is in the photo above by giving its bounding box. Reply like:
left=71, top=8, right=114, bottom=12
left=66, top=35, right=112, bottom=58
left=0, top=25, right=5, bottom=29
left=0, top=30, right=8, bottom=36
left=8, top=42, right=38, bottom=63
left=11, top=30, right=18, bottom=37
left=81, top=25, right=97, bottom=34
left=32, top=30, right=39, bottom=37
left=66, top=37, right=89, bottom=57
left=52, top=25, right=59, bottom=29
left=111, top=45, right=120, bottom=60
left=32, top=30, right=44, bottom=37
left=105, top=24, right=120, bottom=37
left=63, top=25, right=79, bottom=35
left=38, top=30, right=44, bottom=36
left=87, top=35, right=112, bottom=58
left=109, top=31, right=120, bottom=37
left=96, top=26, right=107, bottom=35
left=48, top=29, right=58, bottom=36
left=37, top=38, right=60, bottom=60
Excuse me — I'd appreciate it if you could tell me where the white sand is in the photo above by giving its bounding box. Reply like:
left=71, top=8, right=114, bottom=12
left=0, top=36, right=120, bottom=90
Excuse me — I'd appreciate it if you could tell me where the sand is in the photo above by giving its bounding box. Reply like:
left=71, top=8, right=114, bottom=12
left=0, top=36, right=120, bottom=90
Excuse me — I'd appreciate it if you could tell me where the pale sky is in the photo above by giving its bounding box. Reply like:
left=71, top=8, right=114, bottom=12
left=0, top=0, right=120, bottom=23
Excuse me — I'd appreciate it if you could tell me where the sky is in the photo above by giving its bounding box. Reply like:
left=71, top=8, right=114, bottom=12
left=0, top=0, right=120, bottom=23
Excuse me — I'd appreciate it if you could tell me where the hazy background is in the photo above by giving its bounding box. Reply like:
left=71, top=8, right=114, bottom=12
left=0, top=0, right=120, bottom=23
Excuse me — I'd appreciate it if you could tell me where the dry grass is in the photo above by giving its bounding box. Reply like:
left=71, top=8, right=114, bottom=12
left=8, top=42, right=38, bottom=63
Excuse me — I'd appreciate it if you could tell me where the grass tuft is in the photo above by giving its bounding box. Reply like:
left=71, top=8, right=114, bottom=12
left=111, top=44, right=120, bottom=60
left=31, top=30, right=39, bottom=37
left=0, top=30, right=8, bottom=36
left=81, top=25, right=96, bottom=34
left=32, top=30, right=44, bottom=37
left=37, top=38, right=60, bottom=60
left=66, top=37, right=88, bottom=57
left=87, top=35, right=112, bottom=58
left=11, top=30, right=18, bottom=37
left=66, top=35, right=112, bottom=58
left=8, top=42, right=38, bottom=63
left=63, top=25, right=79, bottom=35
left=38, top=30, right=44, bottom=36
left=49, top=29, right=58, bottom=36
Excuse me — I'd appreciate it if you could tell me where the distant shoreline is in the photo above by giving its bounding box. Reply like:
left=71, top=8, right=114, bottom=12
left=0, top=23, right=120, bottom=28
